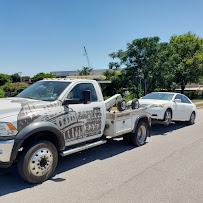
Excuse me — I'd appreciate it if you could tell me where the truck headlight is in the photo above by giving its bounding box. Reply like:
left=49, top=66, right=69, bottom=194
left=0, top=122, right=18, bottom=136
left=149, top=104, right=165, bottom=108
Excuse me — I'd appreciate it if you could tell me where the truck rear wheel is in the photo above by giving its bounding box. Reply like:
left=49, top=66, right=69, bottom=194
left=129, top=121, right=148, bottom=147
left=123, top=133, right=130, bottom=144
left=17, top=140, right=58, bottom=184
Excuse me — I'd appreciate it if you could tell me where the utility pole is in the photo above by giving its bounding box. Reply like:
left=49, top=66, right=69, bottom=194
left=83, top=46, right=91, bottom=69
left=144, top=79, right=146, bottom=95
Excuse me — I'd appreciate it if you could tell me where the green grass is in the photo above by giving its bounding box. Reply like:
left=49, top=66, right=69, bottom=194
left=196, top=103, right=203, bottom=108
left=191, top=99, right=203, bottom=103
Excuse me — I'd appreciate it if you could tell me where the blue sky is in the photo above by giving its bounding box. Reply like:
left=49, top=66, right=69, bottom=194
left=0, top=0, right=202, bottom=76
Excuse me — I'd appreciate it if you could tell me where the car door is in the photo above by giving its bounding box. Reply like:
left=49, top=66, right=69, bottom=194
left=181, top=95, right=193, bottom=120
left=173, top=94, right=185, bottom=120
left=61, top=82, right=105, bottom=146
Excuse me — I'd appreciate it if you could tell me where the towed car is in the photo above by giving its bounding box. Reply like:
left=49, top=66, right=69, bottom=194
left=138, top=92, right=196, bottom=125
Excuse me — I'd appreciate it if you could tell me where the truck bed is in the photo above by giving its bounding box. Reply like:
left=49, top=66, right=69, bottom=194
left=104, top=109, right=149, bottom=137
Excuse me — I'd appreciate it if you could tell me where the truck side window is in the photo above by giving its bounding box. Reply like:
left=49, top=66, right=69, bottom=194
left=67, top=83, right=98, bottom=102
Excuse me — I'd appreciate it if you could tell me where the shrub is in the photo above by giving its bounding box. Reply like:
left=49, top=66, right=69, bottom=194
left=0, top=88, right=5, bottom=98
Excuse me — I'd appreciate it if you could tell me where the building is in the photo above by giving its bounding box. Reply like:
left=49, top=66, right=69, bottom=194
left=176, top=84, right=203, bottom=97
left=51, top=69, right=109, bottom=78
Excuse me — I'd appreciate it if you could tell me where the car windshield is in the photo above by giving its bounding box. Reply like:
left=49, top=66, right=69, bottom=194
left=17, top=81, right=71, bottom=101
left=141, top=93, right=174, bottom=101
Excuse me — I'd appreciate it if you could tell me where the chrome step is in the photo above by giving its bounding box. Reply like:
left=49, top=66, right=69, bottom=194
left=60, top=140, right=107, bottom=156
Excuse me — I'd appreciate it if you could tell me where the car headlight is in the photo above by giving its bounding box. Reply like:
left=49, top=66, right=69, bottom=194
left=149, top=104, right=165, bottom=108
left=0, top=122, right=18, bottom=136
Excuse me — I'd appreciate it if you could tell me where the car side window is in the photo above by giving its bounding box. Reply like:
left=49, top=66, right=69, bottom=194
left=67, top=83, right=98, bottom=102
left=181, top=95, right=191, bottom=104
left=175, top=94, right=182, bottom=102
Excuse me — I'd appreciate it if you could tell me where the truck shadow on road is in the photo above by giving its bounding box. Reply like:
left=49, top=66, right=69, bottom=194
left=0, top=138, right=139, bottom=197
left=0, top=122, right=190, bottom=196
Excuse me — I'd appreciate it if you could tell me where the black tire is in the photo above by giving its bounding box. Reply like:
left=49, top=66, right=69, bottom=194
left=123, top=133, right=130, bottom=144
left=117, top=99, right=126, bottom=111
left=188, top=112, right=195, bottom=125
left=17, top=140, right=58, bottom=184
left=131, top=99, right=139, bottom=109
left=129, top=121, right=148, bottom=147
left=163, top=109, right=172, bottom=126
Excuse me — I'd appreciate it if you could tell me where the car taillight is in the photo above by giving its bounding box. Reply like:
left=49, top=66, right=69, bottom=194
left=149, top=117, right=152, bottom=123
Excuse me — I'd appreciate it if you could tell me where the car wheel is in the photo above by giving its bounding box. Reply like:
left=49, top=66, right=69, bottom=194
left=17, top=140, right=58, bottom=184
left=117, top=99, right=126, bottom=111
left=164, top=109, right=172, bottom=126
left=131, top=99, right=139, bottom=109
left=188, top=112, right=195, bottom=125
left=129, top=121, right=148, bottom=147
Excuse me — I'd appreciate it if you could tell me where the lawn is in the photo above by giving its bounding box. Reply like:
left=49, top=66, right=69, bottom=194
left=191, top=99, right=203, bottom=103
left=196, top=103, right=203, bottom=108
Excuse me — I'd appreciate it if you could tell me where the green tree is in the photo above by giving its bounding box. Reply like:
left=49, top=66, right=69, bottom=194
left=21, top=76, right=30, bottom=81
left=0, top=88, right=5, bottom=98
left=32, top=73, right=55, bottom=82
left=170, top=32, right=203, bottom=93
left=78, top=67, right=93, bottom=75
left=109, top=37, right=166, bottom=95
left=102, top=70, right=123, bottom=97
left=0, top=74, right=11, bottom=86
left=10, top=73, right=21, bottom=83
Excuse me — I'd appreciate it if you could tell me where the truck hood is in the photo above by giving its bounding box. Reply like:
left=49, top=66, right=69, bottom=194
left=0, top=97, right=50, bottom=120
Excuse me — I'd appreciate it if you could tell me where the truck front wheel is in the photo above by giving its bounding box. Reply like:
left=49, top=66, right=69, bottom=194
left=129, top=121, right=148, bottom=147
left=17, top=140, right=58, bottom=184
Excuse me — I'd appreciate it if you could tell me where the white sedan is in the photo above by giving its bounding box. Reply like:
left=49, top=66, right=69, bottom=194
left=138, top=92, right=196, bottom=125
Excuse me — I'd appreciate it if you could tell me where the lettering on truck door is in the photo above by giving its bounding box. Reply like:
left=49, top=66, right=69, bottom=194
left=62, top=82, right=104, bottom=145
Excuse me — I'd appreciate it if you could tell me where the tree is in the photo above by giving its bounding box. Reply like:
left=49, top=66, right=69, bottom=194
left=11, top=73, right=21, bottom=83
left=102, top=70, right=123, bottom=97
left=109, top=37, right=166, bottom=95
left=0, top=88, right=5, bottom=98
left=21, top=76, right=30, bottom=81
left=0, top=74, right=11, bottom=86
left=108, top=62, right=120, bottom=70
left=78, top=67, right=93, bottom=75
left=32, top=73, right=55, bottom=82
left=170, top=32, right=203, bottom=93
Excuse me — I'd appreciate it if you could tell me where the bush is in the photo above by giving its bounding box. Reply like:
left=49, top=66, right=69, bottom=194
left=13, top=85, right=29, bottom=96
left=0, top=88, right=5, bottom=98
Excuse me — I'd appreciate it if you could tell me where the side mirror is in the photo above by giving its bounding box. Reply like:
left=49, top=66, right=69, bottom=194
left=174, top=99, right=181, bottom=103
left=63, top=90, right=91, bottom=105
left=82, top=90, right=91, bottom=104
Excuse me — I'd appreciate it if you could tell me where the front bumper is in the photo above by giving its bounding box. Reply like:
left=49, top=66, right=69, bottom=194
left=0, top=140, right=14, bottom=167
left=145, top=108, right=165, bottom=120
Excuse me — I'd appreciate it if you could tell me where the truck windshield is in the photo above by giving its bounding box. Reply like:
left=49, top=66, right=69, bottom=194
left=141, top=93, right=174, bottom=101
left=17, top=81, right=71, bottom=101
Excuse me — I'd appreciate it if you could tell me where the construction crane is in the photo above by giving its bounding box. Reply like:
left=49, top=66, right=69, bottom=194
left=83, top=46, right=92, bottom=69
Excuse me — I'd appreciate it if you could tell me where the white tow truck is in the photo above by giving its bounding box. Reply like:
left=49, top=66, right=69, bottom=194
left=0, top=77, right=151, bottom=183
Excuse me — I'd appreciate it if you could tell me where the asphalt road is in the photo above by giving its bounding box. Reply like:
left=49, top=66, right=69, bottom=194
left=0, top=109, right=203, bottom=203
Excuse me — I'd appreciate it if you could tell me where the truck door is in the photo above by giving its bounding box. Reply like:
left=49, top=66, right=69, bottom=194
left=62, top=82, right=105, bottom=146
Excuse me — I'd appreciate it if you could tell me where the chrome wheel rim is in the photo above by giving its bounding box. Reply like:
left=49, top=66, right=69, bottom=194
left=137, top=125, right=147, bottom=143
left=121, top=101, right=126, bottom=110
left=29, top=148, right=53, bottom=177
